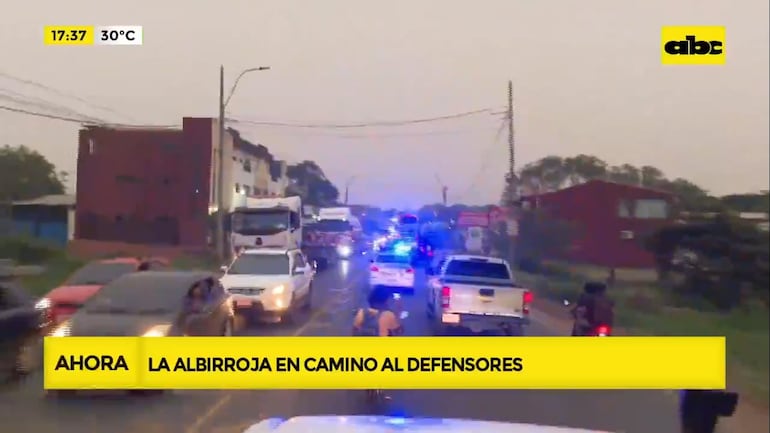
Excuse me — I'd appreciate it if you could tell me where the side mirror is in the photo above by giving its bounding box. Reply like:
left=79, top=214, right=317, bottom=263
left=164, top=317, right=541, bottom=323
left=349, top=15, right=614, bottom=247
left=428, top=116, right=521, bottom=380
left=219, top=265, right=228, bottom=273
left=293, top=268, right=305, bottom=275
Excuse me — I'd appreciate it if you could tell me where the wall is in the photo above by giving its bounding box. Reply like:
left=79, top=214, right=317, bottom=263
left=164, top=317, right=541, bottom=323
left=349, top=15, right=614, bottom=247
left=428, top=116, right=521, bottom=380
left=76, top=118, right=213, bottom=248
left=11, top=205, right=70, bottom=246
left=527, top=180, right=674, bottom=268
left=268, top=161, right=289, bottom=197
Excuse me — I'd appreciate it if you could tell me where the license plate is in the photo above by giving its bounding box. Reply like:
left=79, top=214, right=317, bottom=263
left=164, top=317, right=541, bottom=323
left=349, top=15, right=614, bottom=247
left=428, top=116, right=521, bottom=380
left=442, top=313, right=460, bottom=324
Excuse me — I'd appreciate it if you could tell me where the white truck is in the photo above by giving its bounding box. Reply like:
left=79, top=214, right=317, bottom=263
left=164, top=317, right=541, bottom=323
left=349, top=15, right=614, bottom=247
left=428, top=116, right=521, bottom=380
left=425, top=254, right=532, bottom=336
left=228, top=195, right=303, bottom=258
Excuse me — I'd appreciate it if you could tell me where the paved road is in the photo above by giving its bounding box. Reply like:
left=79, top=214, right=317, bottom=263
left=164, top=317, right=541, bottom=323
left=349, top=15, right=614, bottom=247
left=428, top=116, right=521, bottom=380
left=0, top=255, right=682, bottom=433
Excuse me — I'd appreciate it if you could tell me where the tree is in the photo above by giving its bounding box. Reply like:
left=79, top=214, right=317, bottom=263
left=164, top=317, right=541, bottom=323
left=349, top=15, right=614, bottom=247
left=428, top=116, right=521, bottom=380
left=515, top=154, right=733, bottom=212
left=644, top=215, right=769, bottom=310
left=720, top=192, right=770, bottom=213
left=0, top=145, right=65, bottom=202
left=286, top=160, right=339, bottom=206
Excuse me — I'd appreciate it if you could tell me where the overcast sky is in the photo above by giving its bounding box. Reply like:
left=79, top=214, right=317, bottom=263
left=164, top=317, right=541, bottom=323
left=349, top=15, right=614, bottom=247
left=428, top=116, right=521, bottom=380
left=2, top=0, right=768, bottom=209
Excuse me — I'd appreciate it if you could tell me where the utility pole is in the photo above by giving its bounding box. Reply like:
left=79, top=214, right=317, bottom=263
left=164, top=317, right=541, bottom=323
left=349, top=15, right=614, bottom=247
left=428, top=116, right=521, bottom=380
left=216, top=66, right=226, bottom=262
left=214, top=65, right=271, bottom=262
left=506, top=80, right=517, bottom=263
left=344, top=176, right=357, bottom=205
left=507, top=80, right=516, bottom=205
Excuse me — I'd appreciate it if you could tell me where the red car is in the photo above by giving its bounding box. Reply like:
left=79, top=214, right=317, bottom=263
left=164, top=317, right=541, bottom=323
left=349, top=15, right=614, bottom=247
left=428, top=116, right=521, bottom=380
left=40, top=257, right=169, bottom=325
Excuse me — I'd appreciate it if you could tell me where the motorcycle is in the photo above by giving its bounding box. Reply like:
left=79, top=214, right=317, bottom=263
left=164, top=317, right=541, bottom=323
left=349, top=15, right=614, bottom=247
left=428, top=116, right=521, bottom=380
left=563, top=299, right=611, bottom=337
left=358, top=294, right=408, bottom=409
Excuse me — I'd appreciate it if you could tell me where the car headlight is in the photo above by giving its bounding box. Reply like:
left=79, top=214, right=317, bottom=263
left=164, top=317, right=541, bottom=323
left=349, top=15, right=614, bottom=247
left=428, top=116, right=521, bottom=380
left=35, top=297, right=51, bottom=310
left=50, top=321, right=71, bottom=337
left=271, top=285, right=285, bottom=295
left=142, top=324, right=172, bottom=337
left=337, top=245, right=352, bottom=257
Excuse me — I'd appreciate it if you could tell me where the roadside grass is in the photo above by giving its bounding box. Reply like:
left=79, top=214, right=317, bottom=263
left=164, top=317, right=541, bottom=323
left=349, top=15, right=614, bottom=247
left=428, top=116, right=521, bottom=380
left=518, top=267, right=770, bottom=407
left=19, top=256, right=84, bottom=297
left=16, top=252, right=221, bottom=298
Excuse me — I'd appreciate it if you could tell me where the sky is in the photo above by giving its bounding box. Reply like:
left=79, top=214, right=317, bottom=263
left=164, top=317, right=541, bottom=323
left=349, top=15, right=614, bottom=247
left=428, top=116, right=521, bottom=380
left=1, top=0, right=768, bottom=210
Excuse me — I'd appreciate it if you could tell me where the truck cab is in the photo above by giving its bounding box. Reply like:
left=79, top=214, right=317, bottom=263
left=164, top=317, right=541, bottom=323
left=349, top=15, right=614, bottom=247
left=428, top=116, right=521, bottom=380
left=228, top=196, right=303, bottom=259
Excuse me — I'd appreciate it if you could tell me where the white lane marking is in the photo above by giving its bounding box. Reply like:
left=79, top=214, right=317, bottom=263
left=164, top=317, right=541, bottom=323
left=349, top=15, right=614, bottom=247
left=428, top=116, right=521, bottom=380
left=183, top=267, right=365, bottom=433
left=185, top=394, right=232, bottom=433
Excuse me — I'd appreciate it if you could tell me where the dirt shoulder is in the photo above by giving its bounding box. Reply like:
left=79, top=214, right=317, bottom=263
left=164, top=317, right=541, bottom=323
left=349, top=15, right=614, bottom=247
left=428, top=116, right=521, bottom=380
left=532, top=296, right=769, bottom=433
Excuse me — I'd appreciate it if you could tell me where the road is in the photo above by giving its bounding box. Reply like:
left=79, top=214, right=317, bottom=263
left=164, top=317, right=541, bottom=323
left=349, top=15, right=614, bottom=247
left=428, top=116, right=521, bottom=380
left=0, top=255, right=682, bottom=433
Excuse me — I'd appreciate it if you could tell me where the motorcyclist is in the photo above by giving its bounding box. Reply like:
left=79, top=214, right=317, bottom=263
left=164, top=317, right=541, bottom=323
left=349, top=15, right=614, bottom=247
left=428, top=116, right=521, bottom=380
left=571, top=281, right=614, bottom=336
left=353, top=286, right=404, bottom=337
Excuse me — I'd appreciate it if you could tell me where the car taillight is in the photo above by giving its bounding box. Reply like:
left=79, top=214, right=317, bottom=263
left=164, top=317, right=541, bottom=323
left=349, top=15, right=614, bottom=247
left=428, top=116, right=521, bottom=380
left=441, top=286, right=451, bottom=308
left=596, top=325, right=611, bottom=336
left=405, top=268, right=414, bottom=273
left=522, top=290, right=533, bottom=314
left=370, top=265, right=379, bottom=272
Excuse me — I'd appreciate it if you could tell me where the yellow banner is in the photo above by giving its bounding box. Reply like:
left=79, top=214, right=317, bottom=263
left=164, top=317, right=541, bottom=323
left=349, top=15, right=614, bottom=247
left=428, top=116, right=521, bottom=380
left=43, top=336, right=725, bottom=390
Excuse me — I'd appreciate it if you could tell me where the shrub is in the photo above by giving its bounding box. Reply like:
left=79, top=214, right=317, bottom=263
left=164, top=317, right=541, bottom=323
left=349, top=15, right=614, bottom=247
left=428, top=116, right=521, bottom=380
left=0, top=236, right=64, bottom=264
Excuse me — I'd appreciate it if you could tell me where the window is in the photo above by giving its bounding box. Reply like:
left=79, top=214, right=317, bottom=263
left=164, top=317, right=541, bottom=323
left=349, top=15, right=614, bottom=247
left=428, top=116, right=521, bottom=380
left=243, top=159, right=252, bottom=173
left=289, top=211, right=301, bottom=230
left=293, top=253, right=306, bottom=269
left=445, top=259, right=510, bottom=280
left=88, top=138, right=96, bottom=154
left=228, top=254, right=290, bottom=275
left=234, top=183, right=240, bottom=193
left=243, top=185, right=251, bottom=195
left=618, top=200, right=633, bottom=218
left=634, top=199, right=668, bottom=219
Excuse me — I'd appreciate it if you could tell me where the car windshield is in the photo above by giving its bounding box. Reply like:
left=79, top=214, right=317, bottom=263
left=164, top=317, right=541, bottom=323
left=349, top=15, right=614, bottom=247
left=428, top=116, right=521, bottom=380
left=227, top=254, right=290, bottom=275
left=445, top=260, right=510, bottom=280
left=231, top=210, right=289, bottom=235
left=399, top=215, right=418, bottom=225
left=375, top=254, right=411, bottom=264
left=315, top=219, right=352, bottom=232
left=65, top=262, right=137, bottom=286
left=82, top=275, right=190, bottom=315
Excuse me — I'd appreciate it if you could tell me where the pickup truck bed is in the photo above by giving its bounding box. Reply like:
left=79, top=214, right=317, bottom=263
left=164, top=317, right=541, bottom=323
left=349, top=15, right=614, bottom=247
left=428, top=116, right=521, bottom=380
left=427, top=256, right=532, bottom=336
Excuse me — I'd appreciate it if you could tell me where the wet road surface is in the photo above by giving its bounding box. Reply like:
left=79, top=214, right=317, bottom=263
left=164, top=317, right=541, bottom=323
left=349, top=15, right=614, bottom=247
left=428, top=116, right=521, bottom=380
left=0, top=255, right=681, bottom=433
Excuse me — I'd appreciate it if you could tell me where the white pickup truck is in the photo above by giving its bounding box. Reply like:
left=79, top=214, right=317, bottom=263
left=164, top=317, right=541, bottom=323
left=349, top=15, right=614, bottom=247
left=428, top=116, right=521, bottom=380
left=425, top=254, right=532, bottom=336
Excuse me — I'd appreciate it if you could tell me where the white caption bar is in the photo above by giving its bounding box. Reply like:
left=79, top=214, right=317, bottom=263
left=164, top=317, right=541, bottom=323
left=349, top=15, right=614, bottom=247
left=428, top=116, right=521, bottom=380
left=94, top=26, right=143, bottom=46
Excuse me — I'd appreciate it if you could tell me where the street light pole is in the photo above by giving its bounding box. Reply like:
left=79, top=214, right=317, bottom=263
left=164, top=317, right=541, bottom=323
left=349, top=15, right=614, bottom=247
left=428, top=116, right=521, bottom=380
left=344, top=176, right=357, bottom=205
left=215, top=65, right=271, bottom=262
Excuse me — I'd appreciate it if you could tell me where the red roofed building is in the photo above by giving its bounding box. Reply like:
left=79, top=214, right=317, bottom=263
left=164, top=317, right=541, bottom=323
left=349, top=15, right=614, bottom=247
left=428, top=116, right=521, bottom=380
left=520, top=179, right=676, bottom=268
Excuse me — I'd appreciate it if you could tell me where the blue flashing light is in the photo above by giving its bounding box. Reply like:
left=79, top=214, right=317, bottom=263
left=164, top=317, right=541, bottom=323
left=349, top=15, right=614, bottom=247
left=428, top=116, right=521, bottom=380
left=393, top=243, right=412, bottom=255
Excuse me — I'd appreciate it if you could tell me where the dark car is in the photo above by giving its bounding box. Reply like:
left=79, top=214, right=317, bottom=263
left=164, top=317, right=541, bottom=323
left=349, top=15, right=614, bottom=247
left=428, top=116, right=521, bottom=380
left=49, top=271, right=235, bottom=339
left=1, top=276, right=46, bottom=382
left=46, top=271, right=235, bottom=397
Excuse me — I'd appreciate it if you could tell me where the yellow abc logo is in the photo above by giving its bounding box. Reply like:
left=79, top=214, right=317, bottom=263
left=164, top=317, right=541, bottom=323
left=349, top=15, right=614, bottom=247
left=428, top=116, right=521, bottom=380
left=661, top=26, right=725, bottom=65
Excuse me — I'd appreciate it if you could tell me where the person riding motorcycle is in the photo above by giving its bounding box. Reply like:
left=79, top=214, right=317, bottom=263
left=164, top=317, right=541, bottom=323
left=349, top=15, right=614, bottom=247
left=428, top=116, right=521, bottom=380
left=353, top=286, right=404, bottom=337
left=571, top=281, right=614, bottom=336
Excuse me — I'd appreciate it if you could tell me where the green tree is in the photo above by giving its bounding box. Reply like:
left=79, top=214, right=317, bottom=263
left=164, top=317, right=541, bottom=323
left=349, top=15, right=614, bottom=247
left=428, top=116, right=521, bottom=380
left=0, top=145, right=65, bottom=202
left=286, top=161, right=339, bottom=206
left=720, top=192, right=770, bottom=213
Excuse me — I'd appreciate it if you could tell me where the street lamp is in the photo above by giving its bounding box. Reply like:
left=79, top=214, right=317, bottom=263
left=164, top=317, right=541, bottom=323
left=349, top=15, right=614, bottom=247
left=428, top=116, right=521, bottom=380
left=215, top=65, right=271, bottom=262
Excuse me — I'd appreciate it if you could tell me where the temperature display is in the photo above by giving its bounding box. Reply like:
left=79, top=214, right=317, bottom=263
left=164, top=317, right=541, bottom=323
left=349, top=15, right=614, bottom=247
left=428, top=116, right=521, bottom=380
left=95, top=26, right=143, bottom=45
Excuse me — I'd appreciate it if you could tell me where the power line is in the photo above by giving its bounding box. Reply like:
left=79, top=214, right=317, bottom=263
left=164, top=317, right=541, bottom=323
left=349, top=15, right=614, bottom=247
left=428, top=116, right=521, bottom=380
left=0, top=104, right=179, bottom=129
left=456, top=119, right=507, bottom=202
left=0, top=70, right=138, bottom=122
left=0, top=89, right=106, bottom=123
left=226, top=107, right=497, bottom=129
left=233, top=123, right=499, bottom=139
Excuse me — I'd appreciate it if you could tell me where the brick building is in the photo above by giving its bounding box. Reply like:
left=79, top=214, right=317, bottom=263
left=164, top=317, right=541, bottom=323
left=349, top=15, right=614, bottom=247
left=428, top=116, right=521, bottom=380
left=520, top=179, right=676, bottom=268
left=73, top=117, right=289, bottom=254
